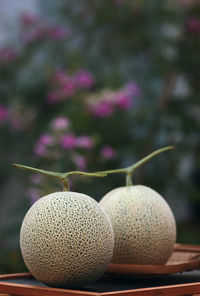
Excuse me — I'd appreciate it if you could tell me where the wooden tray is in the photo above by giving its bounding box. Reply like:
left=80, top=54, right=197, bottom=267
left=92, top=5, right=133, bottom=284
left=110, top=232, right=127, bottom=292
left=0, top=244, right=200, bottom=296
left=1, top=271, right=200, bottom=296
left=106, top=243, right=200, bottom=276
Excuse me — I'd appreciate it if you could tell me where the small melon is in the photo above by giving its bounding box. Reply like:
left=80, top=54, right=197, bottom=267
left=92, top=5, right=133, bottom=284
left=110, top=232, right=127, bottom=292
left=99, top=185, right=176, bottom=265
left=20, top=191, right=114, bottom=288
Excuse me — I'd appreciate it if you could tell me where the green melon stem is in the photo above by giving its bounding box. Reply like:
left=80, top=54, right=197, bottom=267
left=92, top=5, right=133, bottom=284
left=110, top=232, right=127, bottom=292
left=96, top=146, right=174, bottom=186
left=13, top=163, right=107, bottom=192
left=61, top=177, right=70, bottom=191
left=126, top=173, right=133, bottom=186
left=127, top=146, right=174, bottom=174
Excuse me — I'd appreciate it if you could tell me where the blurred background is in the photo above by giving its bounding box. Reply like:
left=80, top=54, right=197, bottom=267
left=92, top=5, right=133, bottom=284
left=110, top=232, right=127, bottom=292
left=0, top=0, right=200, bottom=273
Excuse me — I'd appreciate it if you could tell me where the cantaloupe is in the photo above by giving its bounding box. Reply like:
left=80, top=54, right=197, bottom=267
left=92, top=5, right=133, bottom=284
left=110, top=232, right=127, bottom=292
left=20, top=191, right=114, bottom=288
left=99, top=185, right=176, bottom=265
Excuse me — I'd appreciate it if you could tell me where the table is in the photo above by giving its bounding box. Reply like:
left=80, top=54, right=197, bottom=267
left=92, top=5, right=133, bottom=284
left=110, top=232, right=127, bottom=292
left=0, top=270, right=200, bottom=296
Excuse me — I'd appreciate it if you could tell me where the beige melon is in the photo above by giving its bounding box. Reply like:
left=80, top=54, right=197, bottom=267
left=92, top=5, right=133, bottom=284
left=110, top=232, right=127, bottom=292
left=99, top=185, right=176, bottom=265
left=20, top=191, right=114, bottom=288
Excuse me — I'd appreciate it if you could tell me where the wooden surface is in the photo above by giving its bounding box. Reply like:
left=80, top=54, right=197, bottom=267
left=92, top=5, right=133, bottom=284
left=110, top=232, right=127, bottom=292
left=107, top=243, right=200, bottom=276
left=1, top=270, right=200, bottom=296
left=0, top=244, right=200, bottom=296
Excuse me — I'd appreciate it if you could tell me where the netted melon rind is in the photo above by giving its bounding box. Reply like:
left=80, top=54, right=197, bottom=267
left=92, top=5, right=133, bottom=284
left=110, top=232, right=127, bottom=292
left=20, top=191, right=114, bottom=288
left=100, top=185, right=176, bottom=265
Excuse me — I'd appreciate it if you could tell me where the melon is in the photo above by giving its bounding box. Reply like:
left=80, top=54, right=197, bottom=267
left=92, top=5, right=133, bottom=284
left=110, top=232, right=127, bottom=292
left=20, top=191, right=114, bottom=288
left=99, top=185, right=176, bottom=265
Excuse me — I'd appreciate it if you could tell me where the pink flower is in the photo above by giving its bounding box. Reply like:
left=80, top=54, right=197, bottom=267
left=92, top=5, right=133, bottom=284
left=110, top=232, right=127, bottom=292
left=47, top=69, right=93, bottom=104
left=115, top=82, right=141, bottom=110
left=61, top=133, right=76, bottom=149
left=27, top=188, right=40, bottom=204
left=115, top=92, right=132, bottom=110
left=90, top=100, right=114, bottom=117
left=76, top=136, right=93, bottom=149
left=60, top=78, right=76, bottom=97
left=47, top=76, right=76, bottom=104
left=34, top=133, right=53, bottom=157
left=34, top=143, right=46, bottom=157
left=186, top=17, right=200, bottom=33
left=75, top=70, right=94, bottom=89
left=101, top=145, right=117, bottom=160
left=38, top=134, right=53, bottom=145
left=51, top=116, right=70, bottom=130
left=73, top=155, right=87, bottom=170
left=49, top=26, right=69, bottom=40
left=21, top=13, right=38, bottom=26
left=0, top=105, right=9, bottom=122
left=54, top=71, right=77, bottom=97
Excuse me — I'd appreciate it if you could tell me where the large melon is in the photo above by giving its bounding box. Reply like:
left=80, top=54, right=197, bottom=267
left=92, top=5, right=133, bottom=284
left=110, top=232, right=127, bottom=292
left=20, top=191, right=114, bottom=288
left=99, top=185, right=176, bottom=265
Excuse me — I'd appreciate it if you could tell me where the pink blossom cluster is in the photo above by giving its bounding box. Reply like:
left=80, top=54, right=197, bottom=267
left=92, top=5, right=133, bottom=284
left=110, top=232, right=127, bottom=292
left=51, top=116, right=70, bottom=130
left=33, top=116, right=70, bottom=158
left=101, top=145, right=117, bottom=160
left=34, top=133, right=91, bottom=170
left=33, top=114, right=118, bottom=172
left=72, top=154, right=87, bottom=170
left=20, top=12, right=69, bottom=44
left=186, top=17, right=200, bottom=33
left=47, top=69, right=95, bottom=103
left=34, top=133, right=54, bottom=157
left=88, top=82, right=141, bottom=118
left=21, top=13, right=39, bottom=26
left=30, top=115, right=118, bottom=204
left=0, top=47, right=18, bottom=64
left=33, top=116, right=94, bottom=170
left=61, top=134, right=93, bottom=150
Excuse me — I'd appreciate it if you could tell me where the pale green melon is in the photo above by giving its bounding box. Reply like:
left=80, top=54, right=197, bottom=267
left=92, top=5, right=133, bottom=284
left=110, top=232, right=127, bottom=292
left=20, top=191, right=114, bottom=288
left=99, top=185, right=176, bottom=265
